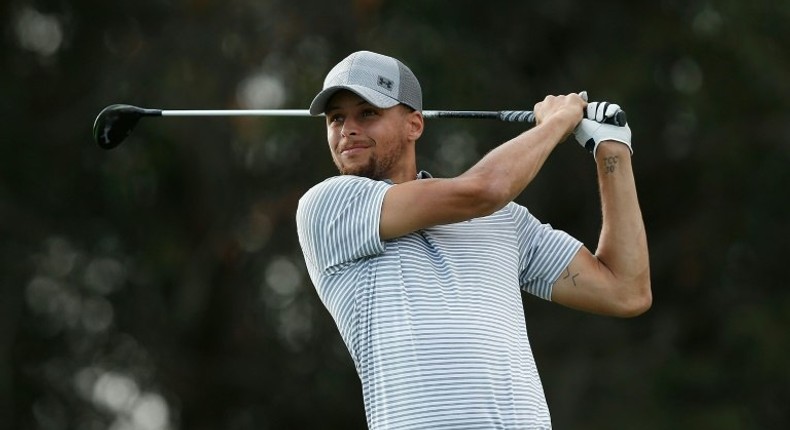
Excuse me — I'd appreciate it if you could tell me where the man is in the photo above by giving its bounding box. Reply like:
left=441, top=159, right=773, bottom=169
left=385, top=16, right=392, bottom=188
left=296, top=50, right=650, bottom=429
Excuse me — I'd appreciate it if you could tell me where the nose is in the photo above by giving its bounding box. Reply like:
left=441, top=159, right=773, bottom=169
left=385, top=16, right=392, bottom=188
left=340, top=117, right=359, bottom=137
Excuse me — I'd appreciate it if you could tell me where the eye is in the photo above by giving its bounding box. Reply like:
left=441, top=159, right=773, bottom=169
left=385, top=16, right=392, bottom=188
left=328, top=113, right=344, bottom=124
left=361, top=109, right=377, bottom=118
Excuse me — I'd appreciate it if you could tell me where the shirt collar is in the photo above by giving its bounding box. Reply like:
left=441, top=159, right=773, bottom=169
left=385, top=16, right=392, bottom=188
left=417, top=170, right=433, bottom=179
left=384, top=170, right=433, bottom=184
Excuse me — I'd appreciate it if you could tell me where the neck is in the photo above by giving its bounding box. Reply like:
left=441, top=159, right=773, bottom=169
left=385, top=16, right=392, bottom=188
left=386, top=167, right=419, bottom=184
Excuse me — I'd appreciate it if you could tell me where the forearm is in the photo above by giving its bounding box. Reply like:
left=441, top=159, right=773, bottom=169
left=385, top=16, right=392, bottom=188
left=550, top=107, right=651, bottom=317
left=593, top=142, right=650, bottom=285
left=461, top=116, right=570, bottom=207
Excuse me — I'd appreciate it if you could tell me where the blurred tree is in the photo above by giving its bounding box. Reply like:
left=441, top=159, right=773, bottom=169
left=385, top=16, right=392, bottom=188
left=1, top=0, right=788, bottom=429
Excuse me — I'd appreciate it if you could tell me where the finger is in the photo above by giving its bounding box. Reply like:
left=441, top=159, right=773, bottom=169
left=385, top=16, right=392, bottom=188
left=586, top=102, right=598, bottom=121
left=596, top=102, right=609, bottom=122
left=604, top=103, right=621, bottom=118
left=533, top=101, right=545, bottom=124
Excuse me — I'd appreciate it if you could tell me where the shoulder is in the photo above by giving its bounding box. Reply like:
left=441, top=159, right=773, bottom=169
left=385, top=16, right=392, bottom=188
left=297, top=176, right=391, bottom=271
left=301, top=175, right=387, bottom=202
left=297, top=175, right=391, bottom=222
left=498, top=201, right=535, bottom=224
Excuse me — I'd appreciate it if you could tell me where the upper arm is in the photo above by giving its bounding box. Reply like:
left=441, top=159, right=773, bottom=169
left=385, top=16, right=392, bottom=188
left=551, top=246, right=652, bottom=317
left=379, top=177, right=502, bottom=240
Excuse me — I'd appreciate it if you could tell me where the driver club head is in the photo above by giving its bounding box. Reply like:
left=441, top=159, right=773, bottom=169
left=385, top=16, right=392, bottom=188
left=93, top=104, right=161, bottom=149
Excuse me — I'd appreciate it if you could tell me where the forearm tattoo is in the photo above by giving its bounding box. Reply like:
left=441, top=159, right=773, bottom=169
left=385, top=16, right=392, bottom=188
left=602, top=155, right=619, bottom=174
left=561, top=268, right=579, bottom=286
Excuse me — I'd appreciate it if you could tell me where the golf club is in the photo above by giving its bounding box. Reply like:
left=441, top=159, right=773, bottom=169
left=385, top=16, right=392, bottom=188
left=93, top=103, right=626, bottom=150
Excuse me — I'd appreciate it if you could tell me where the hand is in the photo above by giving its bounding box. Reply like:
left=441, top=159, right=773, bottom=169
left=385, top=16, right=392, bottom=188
left=573, top=101, right=632, bottom=159
left=533, top=92, right=587, bottom=136
left=585, top=101, right=623, bottom=125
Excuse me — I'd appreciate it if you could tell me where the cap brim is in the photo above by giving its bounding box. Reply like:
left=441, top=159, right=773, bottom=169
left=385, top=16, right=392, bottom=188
left=309, top=85, right=400, bottom=115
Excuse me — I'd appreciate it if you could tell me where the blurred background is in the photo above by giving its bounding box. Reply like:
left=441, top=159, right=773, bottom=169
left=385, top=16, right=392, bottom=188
left=2, top=0, right=789, bottom=429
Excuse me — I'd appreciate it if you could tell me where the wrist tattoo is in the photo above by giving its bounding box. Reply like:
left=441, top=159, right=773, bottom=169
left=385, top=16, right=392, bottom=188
left=602, top=155, right=619, bottom=174
left=562, top=268, right=580, bottom=286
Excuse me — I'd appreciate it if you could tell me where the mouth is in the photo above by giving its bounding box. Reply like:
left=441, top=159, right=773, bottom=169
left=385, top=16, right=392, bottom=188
left=341, top=147, right=368, bottom=156
left=339, top=141, right=373, bottom=156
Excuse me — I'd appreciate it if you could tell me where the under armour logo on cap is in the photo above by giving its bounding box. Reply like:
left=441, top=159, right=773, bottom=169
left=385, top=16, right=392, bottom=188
left=377, top=76, right=394, bottom=91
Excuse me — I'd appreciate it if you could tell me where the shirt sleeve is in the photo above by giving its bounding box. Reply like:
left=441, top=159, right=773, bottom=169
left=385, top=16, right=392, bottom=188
left=507, top=202, right=583, bottom=300
left=296, top=175, right=391, bottom=275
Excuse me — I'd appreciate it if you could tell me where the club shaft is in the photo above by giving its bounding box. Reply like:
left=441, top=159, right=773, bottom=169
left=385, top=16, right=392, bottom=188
left=162, top=109, right=311, bottom=117
left=159, top=109, right=624, bottom=125
left=159, top=109, right=537, bottom=122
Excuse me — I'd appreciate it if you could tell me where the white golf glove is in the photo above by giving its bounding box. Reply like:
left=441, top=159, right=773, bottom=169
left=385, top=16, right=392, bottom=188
left=586, top=101, right=622, bottom=123
left=574, top=101, right=632, bottom=159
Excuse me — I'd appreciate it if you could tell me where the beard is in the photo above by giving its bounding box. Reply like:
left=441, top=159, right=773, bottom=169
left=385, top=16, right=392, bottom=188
left=334, top=138, right=402, bottom=180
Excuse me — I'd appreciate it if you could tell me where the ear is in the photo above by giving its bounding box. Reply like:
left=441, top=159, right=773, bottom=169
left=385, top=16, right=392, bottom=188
left=405, top=110, right=424, bottom=141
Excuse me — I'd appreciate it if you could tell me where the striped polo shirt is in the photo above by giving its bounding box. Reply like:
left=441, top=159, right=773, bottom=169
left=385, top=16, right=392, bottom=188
left=296, top=173, right=582, bottom=429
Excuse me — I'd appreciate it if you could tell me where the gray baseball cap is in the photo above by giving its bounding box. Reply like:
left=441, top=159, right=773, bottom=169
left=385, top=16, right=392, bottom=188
left=309, top=50, right=422, bottom=115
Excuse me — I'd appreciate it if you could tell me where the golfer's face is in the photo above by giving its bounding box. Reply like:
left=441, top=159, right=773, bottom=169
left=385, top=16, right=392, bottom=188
left=325, top=91, right=407, bottom=180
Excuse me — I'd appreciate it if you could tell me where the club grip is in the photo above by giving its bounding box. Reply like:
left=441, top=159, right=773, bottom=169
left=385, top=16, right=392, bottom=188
left=498, top=111, right=536, bottom=123
left=604, top=110, right=628, bottom=126
left=498, top=109, right=627, bottom=126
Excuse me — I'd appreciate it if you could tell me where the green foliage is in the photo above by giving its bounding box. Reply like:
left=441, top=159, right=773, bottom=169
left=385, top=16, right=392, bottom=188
left=2, top=0, right=788, bottom=428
